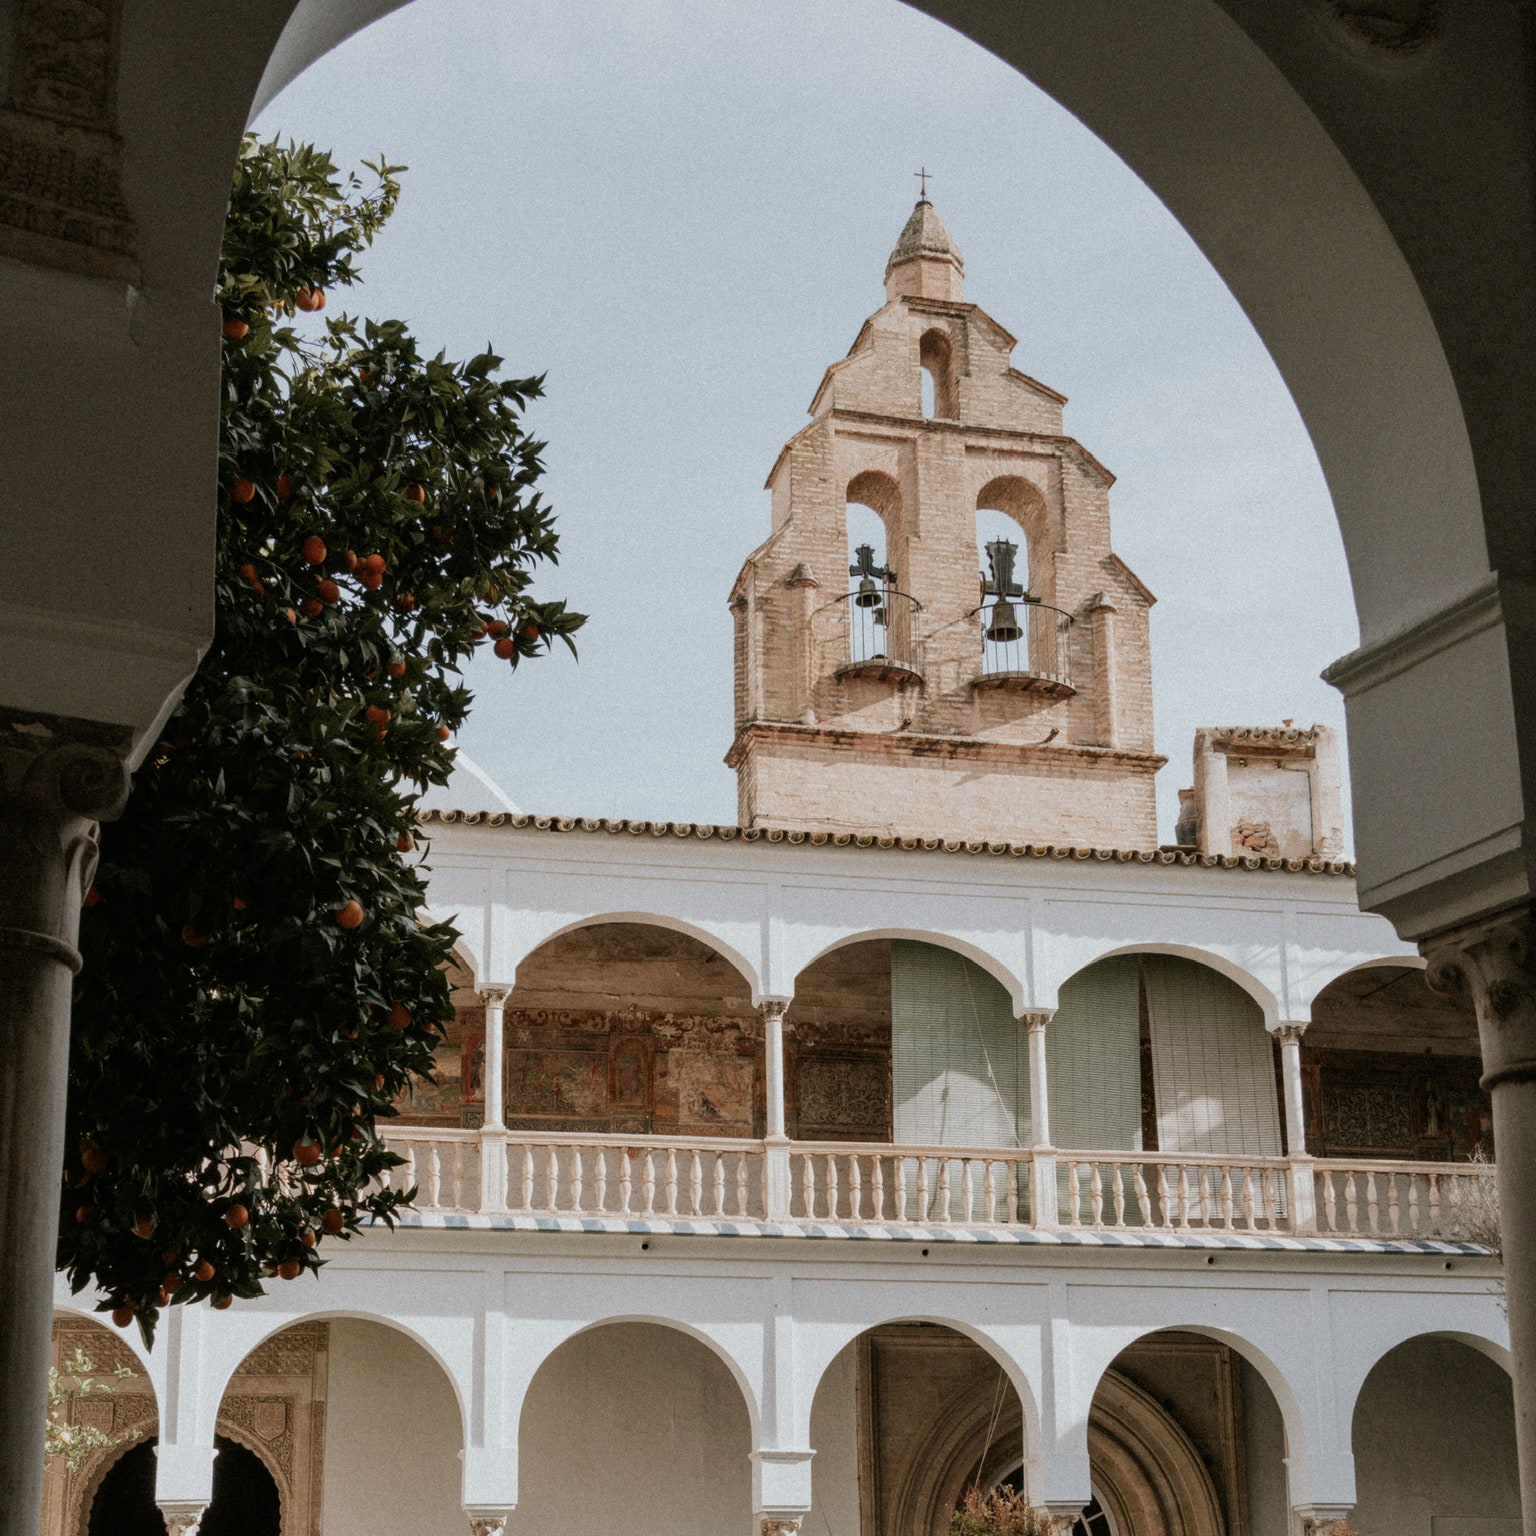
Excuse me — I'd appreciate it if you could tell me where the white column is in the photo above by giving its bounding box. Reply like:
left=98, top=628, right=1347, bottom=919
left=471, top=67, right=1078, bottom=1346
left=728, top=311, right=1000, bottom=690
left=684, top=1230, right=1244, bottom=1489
left=1022, top=1011, right=1057, bottom=1231
left=1271, top=1022, right=1316, bottom=1232
left=478, top=987, right=509, bottom=1213
left=153, top=1305, right=217, bottom=1532
left=761, top=999, right=791, bottom=1220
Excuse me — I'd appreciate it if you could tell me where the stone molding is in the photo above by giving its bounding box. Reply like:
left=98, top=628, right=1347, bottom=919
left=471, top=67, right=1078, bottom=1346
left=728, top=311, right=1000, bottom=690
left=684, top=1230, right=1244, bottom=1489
left=156, top=1505, right=206, bottom=1536
left=0, top=0, right=139, bottom=281
left=1424, top=906, right=1536, bottom=1091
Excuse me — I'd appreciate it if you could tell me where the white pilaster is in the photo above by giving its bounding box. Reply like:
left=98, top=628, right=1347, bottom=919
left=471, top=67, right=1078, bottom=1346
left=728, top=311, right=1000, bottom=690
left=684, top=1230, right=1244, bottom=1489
left=479, top=987, right=510, bottom=1211
left=761, top=998, right=792, bottom=1219
left=1271, top=1021, right=1316, bottom=1230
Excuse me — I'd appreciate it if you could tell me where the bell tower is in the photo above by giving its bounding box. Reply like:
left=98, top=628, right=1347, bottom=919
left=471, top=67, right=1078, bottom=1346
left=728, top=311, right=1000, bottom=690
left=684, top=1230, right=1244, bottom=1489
left=727, top=197, right=1164, bottom=848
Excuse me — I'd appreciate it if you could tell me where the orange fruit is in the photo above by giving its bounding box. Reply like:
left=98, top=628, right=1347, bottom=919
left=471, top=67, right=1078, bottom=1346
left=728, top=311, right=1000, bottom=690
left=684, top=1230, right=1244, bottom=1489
left=232, top=896, right=246, bottom=911
left=358, top=569, right=383, bottom=592
left=363, top=705, right=390, bottom=727
left=301, top=598, right=323, bottom=617
left=316, top=578, right=341, bottom=606
left=162, top=1270, right=183, bottom=1294
left=362, top=553, right=386, bottom=575
left=396, top=593, right=416, bottom=612
left=80, top=1139, right=107, bottom=1173
left=493, top=637, right=515, bottom=660
left=295, top=287, right=325, bottom=312
left=300, top=1229, right=317, bottom=1249
left=111, top=1302, right=134, bottom=1328
left=278, top=1258, right=303, bottom=1280
left=386, top=1001, right=411, bottom=1030
left=181, top=924, right=207, bottom=948
left=387, top=659, right=407, bottom=678
left=396, top=832, right=414, bottom=852
left=301, top=535, right=327, bottom=565
left=321, top=1209, right=345, bottom=1235
left=487, top=619, right=509, bottom=637
left=335, top=899, right=364, bottom=930
left=130, top=1214, right=155, bottom=1239
left=239, top=563, right=264, bottom=594
left=230, top=477, right=256, bottom=504
left=343, top=549, right=359, bottom=572
left=405, top=482, right=426, bottom=503
left=211, top=1293, right=232, bottom=1310
left=522, top=624, right=541, bottom=642
left=292, top=1136, right=322, bottom=1166
left=276, top=473, right=293, bottom=501
left=436, top=724, right=451, bottom=741
left=75, top=1204, right=96, bottom=1224
left=82, top=885, right=103, bottom=908
left=225, top=1203, right=249, bottom=1229
left=193, top=1259, right=216, bottom=1283
left=222, top=315, right=249, bottom=340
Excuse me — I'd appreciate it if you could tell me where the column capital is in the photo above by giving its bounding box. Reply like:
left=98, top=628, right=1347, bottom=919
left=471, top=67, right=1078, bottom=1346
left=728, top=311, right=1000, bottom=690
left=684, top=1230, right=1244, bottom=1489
left=1018, top=1008, right=1055, bottom=1031
left=758, top=997, right=792, bottom=1020
left=465, top=1514, right=512, bottom=1536
left=157, top=1505, right=207, bottom=1536
left=760, top=1522, right=801, bottom=1536
left=1300, top=1520, right=1356, bottom=1536
left=479, top=986, right=510, bottom=1008
left=1269, top=1021, right=1308, bottom=1045
left=1423, top=905, right=1536, bottom=1090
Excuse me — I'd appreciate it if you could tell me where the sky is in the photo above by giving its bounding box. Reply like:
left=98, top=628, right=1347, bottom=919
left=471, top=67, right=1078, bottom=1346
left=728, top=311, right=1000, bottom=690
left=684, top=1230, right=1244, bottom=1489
left=256, top=0, right=1359, bottom=845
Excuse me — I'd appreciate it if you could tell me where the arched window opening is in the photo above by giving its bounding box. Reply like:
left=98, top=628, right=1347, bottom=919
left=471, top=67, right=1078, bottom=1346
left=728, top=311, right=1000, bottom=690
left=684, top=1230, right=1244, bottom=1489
left=842, top=472, right=919, bottom=674
left=88, top=1437, right=280, bottom=1536
left=973, top=484, right=1069, bottom=686
left=919, top=329, right=957, bottom=419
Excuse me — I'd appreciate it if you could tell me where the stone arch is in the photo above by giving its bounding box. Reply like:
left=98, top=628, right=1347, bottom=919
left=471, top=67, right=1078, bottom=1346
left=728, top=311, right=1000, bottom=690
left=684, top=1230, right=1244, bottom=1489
left=507, top=910, right=762, bottom=1000
left=1335, top=1321, right=1513, bottom=1441
left=846, top=469, right=905, bottom=578
left=794, top=928, right=1027, bottom=1015
left=510, top=1316, right=759, bottom=1533
left=975, top=476, right=1051, bottom=604
left=919, top=328, right=957, bottom=420
left=1049, top=943, right=1279, bottom=1025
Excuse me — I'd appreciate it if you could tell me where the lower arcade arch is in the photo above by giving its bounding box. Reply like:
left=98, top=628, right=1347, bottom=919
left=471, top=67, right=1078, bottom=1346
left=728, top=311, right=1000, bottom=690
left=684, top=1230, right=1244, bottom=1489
left=1349, top=1332, right=1520, bottom=1529
left=510, top=1319, right=755, bottom=1536
left=85, top=1437, right=280, bottom=1536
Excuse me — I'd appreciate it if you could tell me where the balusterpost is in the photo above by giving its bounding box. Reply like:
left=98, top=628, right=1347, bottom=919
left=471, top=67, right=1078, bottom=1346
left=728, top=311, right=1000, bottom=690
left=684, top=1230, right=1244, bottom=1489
left=1022, top=1009, right=1057, bottom=1230
left=478, top=985, right=510, bottom=1214
left=761, top=998, right=793, bottom=1220
left=1271, top=1022, right=1316, bottom=1232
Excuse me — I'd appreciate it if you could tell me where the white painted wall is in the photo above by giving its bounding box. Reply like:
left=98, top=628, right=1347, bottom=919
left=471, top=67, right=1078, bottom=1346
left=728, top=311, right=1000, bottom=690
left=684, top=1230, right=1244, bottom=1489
left=507, top=1321, right=753, bottom=1536
left=322, top=1319, right=464, bottom=1536
left=810, top=1340, right=862, bottom=1536
left=1351, top=1337, right=1520, bottom=1534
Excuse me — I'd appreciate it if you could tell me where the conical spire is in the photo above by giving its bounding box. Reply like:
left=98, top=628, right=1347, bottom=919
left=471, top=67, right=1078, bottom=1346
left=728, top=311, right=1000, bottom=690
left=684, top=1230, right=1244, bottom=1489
left=884, top=197, right=964, bottom=302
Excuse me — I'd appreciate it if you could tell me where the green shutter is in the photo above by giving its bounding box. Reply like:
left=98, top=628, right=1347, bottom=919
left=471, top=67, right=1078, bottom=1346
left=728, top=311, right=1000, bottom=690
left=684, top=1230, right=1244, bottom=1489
left=1143, top=954, right=1282, bottom=1157
left=1047, top=956, right=1142, bottom=1153
left=891, top=940, right=1030, bottom=1148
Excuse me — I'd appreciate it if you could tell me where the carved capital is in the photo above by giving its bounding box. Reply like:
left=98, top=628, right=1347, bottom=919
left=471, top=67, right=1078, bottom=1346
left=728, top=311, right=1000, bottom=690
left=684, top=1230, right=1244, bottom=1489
left=760, top=1520, right=802, bottom=1536
left=759, top=999, right=790, bottom=1025
left=466, top=1518, right=508, bottom=1536
left=480, top=987, right=510, bottom=1010
left=1423, top=908, right=1536, bottom=1091
left=0, top=708, right=131, bottom=961
left=1019, top=1009, right=1054, bottom=1034
left=1301, top=1521, right=1357, bottom=1536
left=1270, top=1022, right=1307, bottom=1048
left=158, top=1505, right=206, bottom=1536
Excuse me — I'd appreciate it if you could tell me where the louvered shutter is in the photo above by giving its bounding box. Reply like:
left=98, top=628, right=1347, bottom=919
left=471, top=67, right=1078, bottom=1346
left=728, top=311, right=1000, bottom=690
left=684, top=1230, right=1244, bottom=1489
left=1143, top=954, right=1282, bottom=1156
left=1046, top=955, right=1142, bottom=1152
left=891, top=940, right=1030, bottom=1148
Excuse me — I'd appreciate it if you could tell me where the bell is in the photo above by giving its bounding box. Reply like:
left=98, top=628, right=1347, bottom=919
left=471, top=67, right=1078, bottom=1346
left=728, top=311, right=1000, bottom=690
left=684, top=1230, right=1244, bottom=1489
left=985, top=600, right=1023, bottom=644
left=854, top=575, right=882, bottom=609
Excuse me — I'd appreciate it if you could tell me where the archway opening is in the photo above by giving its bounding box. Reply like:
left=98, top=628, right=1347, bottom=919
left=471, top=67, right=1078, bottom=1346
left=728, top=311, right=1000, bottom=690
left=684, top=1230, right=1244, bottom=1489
left=1351, top=1334, right=1518, bottom=1528
left=512, top=1321, right=753, bottom=1535
left=919, top=328, right=957, bottom=420
left=86, top=1437, right=279, bottom=1536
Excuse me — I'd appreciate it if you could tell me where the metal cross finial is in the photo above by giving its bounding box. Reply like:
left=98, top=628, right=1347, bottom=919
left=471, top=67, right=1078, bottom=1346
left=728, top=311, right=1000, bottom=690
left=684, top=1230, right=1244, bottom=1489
left=915, top=167, right=931, bottom=200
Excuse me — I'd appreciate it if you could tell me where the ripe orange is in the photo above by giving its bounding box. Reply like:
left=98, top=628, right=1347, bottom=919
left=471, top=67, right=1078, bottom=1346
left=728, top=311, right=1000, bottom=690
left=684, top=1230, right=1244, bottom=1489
left=276, top=473, right=293, bottom=501
left=316, top=578, right=341, bottom=606
left=301, top=1229, right=317, bottom=1248
left=363, top=705, right=390, bottom=727
left=130, top=1214, right=155, bottom=1239
left=335, top=899, right=364, bottom=930
left=493, top=637, right=515, bottom=660
left=362, top=553, right=386, bottom=575
left=111, top=1302, right=134, bottom=1328
left=301, top=534, right=327, bottom=565
left=232, top=896, right=246, bottom=910
left=225, top=1203, right=249, bottom=1229
left=193, top=1259, right=216, bottom=1282
left=181, top=924, right=207, bottom=948
left=436, top=724, right=451, bottom=741
left=239, top=563, right=264, bottom=594
left=321, top=1208, right=345, bottom=1235
left=487, top=619, right=509, bottom=637
left=295, top=287, right=326, bottom=312
left=301, top=598, right=323, bottom=617
left=292, top=1136, right=322, bottom=1166
left=75, top=1204, right=96, bottom=1224
left=386, top=1001, right=411, bottom=1030
left=230, top=477, right=256, bottom=504
left=278, top=1257, right=303, bottom=1280
left=80, top=1138, right=107, bottom=1173
left=405, top=482, right=426, bottom=503
left=222, top=316, right=249, bottom=341
left=344, top=549, right=359, bottom=572
left=82, top=884, right=103, bottom=908
left=396, top=831, right=415, bottom=853
left=358, top=569, right=384, bottom=592
left=387, top=659, right=407, bottom=678
left=396, top=593, right=416, bottom=612
left=211, top=1293, right=233, bottom=1310
left=522, top=624, right=541, bottom=642
left=162, top=1270, right=183, bottom=1294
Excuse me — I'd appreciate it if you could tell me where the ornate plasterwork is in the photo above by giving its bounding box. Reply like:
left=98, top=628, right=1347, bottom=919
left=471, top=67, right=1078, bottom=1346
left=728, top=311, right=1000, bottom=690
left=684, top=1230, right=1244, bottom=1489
left=760, top=1520, right=802, bottom=1536
left=1424, top=908, right=1536, bottom=1091
left=0, top=0, right=139, bottom=279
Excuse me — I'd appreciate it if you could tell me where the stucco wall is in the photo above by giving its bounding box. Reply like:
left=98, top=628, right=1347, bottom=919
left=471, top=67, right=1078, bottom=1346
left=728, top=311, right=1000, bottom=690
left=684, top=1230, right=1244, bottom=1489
left=810, top=1339, right=862, bottom=1536
left=508, top=1322, right=753, bottom=1536
left=322, top=1319, right=464, bottom=1536
left=1351, top=1337, right=1519, bottom=1534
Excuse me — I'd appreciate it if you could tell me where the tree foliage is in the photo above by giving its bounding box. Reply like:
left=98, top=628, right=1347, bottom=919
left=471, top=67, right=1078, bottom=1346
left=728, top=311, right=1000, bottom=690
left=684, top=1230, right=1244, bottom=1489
left=62, top=137, right=581, bottom=1337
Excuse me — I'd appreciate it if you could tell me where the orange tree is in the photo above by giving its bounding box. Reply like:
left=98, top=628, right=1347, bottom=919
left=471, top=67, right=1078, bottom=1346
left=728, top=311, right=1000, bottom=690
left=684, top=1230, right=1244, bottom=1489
left=60, top=137, right=581, bottom=1337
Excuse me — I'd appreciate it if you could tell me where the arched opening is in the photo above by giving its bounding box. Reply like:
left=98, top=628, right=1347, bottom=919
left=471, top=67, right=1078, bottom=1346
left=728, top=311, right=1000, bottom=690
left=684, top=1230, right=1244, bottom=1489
left=85, top=1437, right=280, bottom=1536
left=1351, top=1334, right=1519, bottom=1527
left=1303, top=962, right=1488, bottom=1161
left=843, top=470, right=915, bottom=675
left=512, top=1321, right=753, bottom=1535
left=919, top=328, right=957, bottom=419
